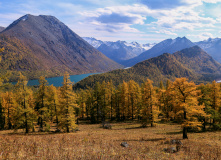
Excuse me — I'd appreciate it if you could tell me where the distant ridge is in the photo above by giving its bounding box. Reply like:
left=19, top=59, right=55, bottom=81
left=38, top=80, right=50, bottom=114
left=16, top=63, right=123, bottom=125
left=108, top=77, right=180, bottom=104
left=122, top=37, right=195, bottom=67
left=83, top=37, right=155, bottom=64
left=0, top=27, right=5, bottom=32
left=0, top=14, right=122, bottom=80
left=74, top=46, right=221, bottom=89
left=196, top=38, right=221, bottom=63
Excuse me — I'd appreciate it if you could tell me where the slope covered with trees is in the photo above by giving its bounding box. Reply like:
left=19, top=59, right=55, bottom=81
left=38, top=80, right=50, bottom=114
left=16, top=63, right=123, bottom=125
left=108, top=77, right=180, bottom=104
left=74, top=46, right=221, bottom=89
left=1, top=73, right=221, bottom=139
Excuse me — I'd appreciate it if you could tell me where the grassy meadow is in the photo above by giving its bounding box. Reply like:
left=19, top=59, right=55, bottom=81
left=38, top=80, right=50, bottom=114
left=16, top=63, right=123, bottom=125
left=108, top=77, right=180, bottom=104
left=0, top=122, right=220, bottom=159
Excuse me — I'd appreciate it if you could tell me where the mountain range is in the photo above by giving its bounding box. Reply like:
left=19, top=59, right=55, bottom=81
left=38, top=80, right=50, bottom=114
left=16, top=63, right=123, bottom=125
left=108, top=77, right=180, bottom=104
left=1, top=14, right=221, bottom=85
left=74, top=46, right=221, bottom=89
left=83, top=37, right=155, bottom=64
left=196, top=38, right=221, bottom=63
left=0, top=14, right=122, bottom=80
left=122, top=37, right=195, bottom=67
left=84, top=36, right=221, bottom=68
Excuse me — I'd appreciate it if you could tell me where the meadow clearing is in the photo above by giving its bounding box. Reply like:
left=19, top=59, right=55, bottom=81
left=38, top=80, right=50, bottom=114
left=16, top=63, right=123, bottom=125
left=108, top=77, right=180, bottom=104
left=0, top=122, right=220, bottom=160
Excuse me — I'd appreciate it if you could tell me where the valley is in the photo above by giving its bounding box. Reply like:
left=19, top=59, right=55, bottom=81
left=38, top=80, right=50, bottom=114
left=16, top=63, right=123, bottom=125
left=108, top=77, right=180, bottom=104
left=0, top=11, right=221, bottom=160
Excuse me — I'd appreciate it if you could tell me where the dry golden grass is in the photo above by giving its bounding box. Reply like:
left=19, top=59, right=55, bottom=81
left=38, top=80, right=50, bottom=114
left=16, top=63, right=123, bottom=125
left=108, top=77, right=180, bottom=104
left=0, top=123, right=220, bottom=159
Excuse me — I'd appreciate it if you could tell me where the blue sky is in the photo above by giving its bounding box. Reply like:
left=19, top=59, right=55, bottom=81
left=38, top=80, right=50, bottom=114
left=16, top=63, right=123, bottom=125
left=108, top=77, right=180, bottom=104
left=0, top=0, right=221, bottom=43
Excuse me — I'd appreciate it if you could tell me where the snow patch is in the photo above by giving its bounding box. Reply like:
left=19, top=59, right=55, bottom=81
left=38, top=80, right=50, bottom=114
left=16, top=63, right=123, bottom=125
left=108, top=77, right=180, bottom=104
left=21, top=15, right=28, bottom=21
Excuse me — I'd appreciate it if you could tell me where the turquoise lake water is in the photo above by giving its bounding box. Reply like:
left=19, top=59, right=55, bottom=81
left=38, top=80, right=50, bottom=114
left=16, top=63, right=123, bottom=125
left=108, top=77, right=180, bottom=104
left=13, top=73, right=99, bottom=87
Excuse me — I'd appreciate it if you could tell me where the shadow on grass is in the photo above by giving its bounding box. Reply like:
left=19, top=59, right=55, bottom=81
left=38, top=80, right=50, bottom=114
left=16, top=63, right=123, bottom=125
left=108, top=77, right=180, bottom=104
left=112, top=126, right=150, bottom=130
left=164, top=131, right=183, bottom=135
left=125, top=126, right=147, bottom=130
left=2, top=131, right=78, bottom=136
left=116, top=137, right=166, bottom=142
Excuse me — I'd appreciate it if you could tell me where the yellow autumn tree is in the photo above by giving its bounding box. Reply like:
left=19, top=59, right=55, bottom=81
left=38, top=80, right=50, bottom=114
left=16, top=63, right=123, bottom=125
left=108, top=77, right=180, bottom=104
left=1, top=91, right=15, bottom=129
left=158, top=81, right=174, bottom=121
left=58, top=72, right=78, bottom=132
left=106, top=81, right=115, bottom=120
left=141, top=79, right=159, bottom=127
left=128, top=80, right=141, bottom=120
left=47, top=85, right=60, bottom=130
left=170, top=78, right=207, bottom=139
left=14, top=73, right=36, bottom=133
left=120, top=81, right=129, bottom=120
left=35, top=76, right=50, bottom=131
left=0, top=47, right=4, bottom=53
left=209, top=81, right=221, bottom=129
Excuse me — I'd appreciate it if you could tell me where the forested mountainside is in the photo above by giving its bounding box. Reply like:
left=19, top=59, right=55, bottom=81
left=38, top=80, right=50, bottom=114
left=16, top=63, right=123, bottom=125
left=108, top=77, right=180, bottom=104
left=74, top=46, right=221, bottom=89
left=0, top=14, right=122, bottom=80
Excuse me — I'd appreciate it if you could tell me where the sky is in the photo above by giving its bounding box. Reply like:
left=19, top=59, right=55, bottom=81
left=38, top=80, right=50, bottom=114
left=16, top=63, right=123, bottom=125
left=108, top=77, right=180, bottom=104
left=0, top=0, right=221, bottom=43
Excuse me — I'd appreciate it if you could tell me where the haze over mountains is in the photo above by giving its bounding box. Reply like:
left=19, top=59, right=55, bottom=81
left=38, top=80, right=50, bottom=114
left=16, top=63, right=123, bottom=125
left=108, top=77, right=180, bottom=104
left=196, top=38, right=221, bottom=63
left=83, top=37, right=156, bottom=64
left=0, top=27, right=5, bottom=32
left=84, top=36, right=221, bottom=68
left=122, top=37, right=195, bottom=67
left=74, top=46, right=221, bottom=89
left=0, top=13, right=221, bottom=85
left=0, top=14, right=122, bottom=80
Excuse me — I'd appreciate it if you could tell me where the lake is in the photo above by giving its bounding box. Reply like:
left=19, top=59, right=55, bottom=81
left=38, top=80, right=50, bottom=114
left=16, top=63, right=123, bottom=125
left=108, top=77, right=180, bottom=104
left=13, top=73, right=99, bottom=87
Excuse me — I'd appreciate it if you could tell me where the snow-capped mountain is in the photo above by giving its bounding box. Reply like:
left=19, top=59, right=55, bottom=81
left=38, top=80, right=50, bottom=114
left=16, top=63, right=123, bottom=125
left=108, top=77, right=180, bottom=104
left=195, top=38, right=221, bottom=63
left=83, top=37, right=104, bottom=48
left=83, top=37, right=156, bottom=64
left=122, top=36, right=196, bottom=67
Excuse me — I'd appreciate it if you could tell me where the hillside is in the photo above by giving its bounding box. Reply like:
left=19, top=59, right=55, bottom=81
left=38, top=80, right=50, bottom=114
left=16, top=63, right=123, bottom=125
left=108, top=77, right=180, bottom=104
left=74, top=46, right=221, bottom=89
left=173, top=46, right=221, bottom=74
left=122, top=37, right=195, bottom=67
left=0, top=14, right=122, bottom=80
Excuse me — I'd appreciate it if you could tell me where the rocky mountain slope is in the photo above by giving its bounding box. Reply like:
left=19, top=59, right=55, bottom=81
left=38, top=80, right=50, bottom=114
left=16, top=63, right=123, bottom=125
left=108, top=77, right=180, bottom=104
left=0, top=14, right=122, bottom=80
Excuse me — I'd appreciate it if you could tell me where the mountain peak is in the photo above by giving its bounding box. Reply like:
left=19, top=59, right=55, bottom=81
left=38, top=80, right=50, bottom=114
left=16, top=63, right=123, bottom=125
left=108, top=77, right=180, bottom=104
left=174, top=36, right=189, bottom=41
left=6, top=14, right=30, bottom=29
left=0, top=14, right=122, bottom=79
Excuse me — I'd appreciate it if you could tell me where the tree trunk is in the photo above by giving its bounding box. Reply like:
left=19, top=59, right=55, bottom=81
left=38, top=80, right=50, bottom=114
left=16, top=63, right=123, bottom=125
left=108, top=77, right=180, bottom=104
left=183, top=127, right=188, bottom=139
left=203, top=118, right=206, bottom=131
left=132, top=98, right=134, bottom=120
left=24, top=97, right=28, bottom=133
left=183, top=110, right=188, bottom=139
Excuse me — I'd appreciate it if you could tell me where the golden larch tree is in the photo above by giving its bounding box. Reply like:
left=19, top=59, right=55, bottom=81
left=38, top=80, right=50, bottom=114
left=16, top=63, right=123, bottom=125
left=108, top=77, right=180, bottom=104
left=141, top=79, right=159, bottom=127
left=170, top=78, right=207, bottom=139
left=14, top=73, right=36, bottom=133
left=58, top=72, right=78, bottom=132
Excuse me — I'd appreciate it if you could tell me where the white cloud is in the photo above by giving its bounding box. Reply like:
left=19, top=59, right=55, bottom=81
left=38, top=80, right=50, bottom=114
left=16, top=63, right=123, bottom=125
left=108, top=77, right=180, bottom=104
left=81, top=2, right=219, bottom=34
left=187, top=32, right=214, bottom=40
left=0, top=13, right=24, bottom=27
left=155, top=30, right=177, bottom=36
left=202, top=0, right=221, bottom=3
